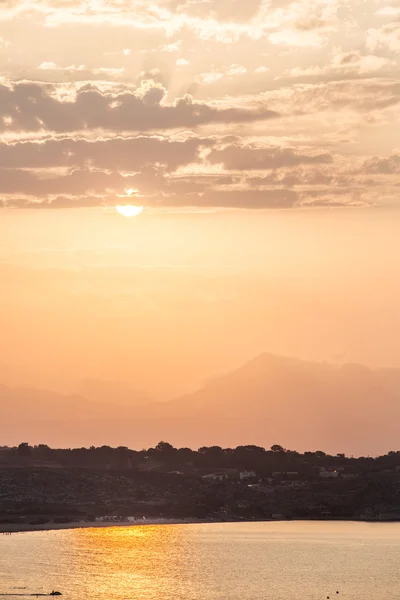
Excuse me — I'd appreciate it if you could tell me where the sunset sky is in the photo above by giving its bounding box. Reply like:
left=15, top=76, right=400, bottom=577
left=1, top=0, right=400, bottom=405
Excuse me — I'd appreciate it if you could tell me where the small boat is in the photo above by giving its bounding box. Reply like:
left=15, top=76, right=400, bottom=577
left=50, top=592, right=62, bottom=596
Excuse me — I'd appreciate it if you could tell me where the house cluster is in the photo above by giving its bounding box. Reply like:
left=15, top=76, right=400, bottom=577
left=319, top=466, right=358, bottom=479
left=199, top=466, right=360, bottom=487
left=201, top=470, right=257, bottom=482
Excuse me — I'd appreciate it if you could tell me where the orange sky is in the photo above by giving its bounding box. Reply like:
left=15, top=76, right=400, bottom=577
left=1, top=0, right=400, bottom=440
left=1, top=207, right=400, bottom=401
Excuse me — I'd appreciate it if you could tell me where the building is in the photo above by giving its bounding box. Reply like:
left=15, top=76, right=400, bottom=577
left=202, top=473, right=226, bottom=482
left=239, top=470, right=256, bottom=480
left=319, top=469, right=339, bottom=478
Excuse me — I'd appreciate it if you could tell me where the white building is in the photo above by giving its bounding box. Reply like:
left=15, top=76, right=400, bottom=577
left=239, top=470, right=256, bottom=480
left=319, top=469, right=339, bottom=478
left=202, top=473, right=225, bottom=481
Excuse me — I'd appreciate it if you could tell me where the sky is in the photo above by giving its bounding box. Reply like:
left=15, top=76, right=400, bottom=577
left=0, top=0, right=400, bottom=210
left=2, top=207, right=400, bottom=404
left=1, top=0, right=400, bottom=409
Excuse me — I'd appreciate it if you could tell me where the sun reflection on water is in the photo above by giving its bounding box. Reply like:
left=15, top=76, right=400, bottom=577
left=69, top=525, right=187, bottom=599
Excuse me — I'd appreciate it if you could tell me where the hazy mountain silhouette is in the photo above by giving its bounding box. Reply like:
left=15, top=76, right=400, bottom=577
left=1, top=353, right=400, bottom=455
left=157, top=353, right=400, bottom=419
left=0, top=384, right=140, bottom=422
left=78, top=378, right=151, bottom=408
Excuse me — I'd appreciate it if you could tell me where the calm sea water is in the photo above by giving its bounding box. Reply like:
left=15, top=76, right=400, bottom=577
left=1, top=521, right=400, bottom=600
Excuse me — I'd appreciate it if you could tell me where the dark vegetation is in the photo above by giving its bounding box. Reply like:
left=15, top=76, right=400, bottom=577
left=1, top=442, right=400, bottom=527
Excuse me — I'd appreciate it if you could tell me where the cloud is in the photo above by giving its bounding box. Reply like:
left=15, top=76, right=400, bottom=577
left=286, top=66, right=325, bottom=77
left=104, top=48, right=131, bottom=56
left=0, top=81, right=278, bottom=133
left=162, top=0, right=263, bottom=23
left=298, top=196, right=370, bottom=208
left=361, top=154, right=400, bottom=174
left=178, top=188, right=299, bottom=208
left=367, top=23, right=400, bottom=52
left=92, top=67, right=126, bottom=77
left=0, top=135, right=214, bottom=171
left=0, top=187, right=300, bottom=210
left=161, top=41, right=181, bottom=52
left=260, top=79, right=400, bottom=116
left=226, top=64, right=247, bottom=76
left=0, top=0, right=398, bottom=212
left=285, top=51, right=394, bottom=79
left=37, top=62, right=126, bottom=78
left=207, top=144, right=332, bottom=170
left=0, top=195, right=109, bottom=209
left=269, top=29, right=328, bottom=47
left=195, top=71, right=224, bottom=84
left=375, top=5, right=400, bottom=16
left=38, top=62, right=62, bottom=71
left=330, top=51, right=394, bottom=74
left=195, top=64, right=247, bottom=84
left=0, top=167, right=129, bottom=195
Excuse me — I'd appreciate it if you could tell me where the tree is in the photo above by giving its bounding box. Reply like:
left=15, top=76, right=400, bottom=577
left=155, top=441, right=175, bottom=455
left=17, top=442, right=31, bottom=457
left=196, top=446, right=224, bottom=468
left=271, top=444, right=285, bottom=453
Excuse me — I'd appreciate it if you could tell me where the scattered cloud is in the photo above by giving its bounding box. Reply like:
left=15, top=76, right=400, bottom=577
left=195, top=64, right=247, bottom=84
left=162, top=41, right=181, bottom=52
left=207, top=144, right=332, bottom=170
left=361, top=154, right=400, bottom=173
left=367, top=23, right=400, bottom=52
left=376, top=5, right=400, bottom=16
left=285, top=50, right=395, bottom=78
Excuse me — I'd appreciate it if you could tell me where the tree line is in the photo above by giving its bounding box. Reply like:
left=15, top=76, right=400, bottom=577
left=2, top=441, right=400, bottom=474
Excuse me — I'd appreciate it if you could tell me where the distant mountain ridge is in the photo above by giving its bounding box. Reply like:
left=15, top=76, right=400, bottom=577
left=1, top=353, right=400, bottom=455
left=0, top=383, right=137, bottom=421
left=78, top=378, right=151, bottom=408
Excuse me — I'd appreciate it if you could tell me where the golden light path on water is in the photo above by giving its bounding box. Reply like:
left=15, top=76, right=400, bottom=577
left=70, top=525, right=184, bottom=599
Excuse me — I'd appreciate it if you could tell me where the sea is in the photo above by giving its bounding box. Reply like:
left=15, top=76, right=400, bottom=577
left=1, top=521, right=400, bottom=600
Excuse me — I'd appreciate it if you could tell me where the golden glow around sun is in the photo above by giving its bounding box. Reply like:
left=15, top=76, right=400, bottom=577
left=115, top=205, right=144, bottom=217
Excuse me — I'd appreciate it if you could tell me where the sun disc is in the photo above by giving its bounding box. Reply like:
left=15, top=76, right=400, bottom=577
left=115, top=205, right=144, bottom=217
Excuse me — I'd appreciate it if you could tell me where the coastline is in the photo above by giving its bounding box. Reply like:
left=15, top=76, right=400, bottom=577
left=0, top=517, right=210, bottom=534
left=1, top=516, right=398, bottom=535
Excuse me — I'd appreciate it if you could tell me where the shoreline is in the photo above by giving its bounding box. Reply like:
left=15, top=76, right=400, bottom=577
left=0, top=517, right=211, bottom=534
left=1, top=516, right=399, bottom=535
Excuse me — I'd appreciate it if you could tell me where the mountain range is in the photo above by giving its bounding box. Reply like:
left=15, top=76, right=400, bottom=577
left=1, top=353, right=400, bottom=456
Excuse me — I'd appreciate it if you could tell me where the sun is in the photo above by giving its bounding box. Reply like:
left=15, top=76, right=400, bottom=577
left=115, top=205, right=144, bottom=218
